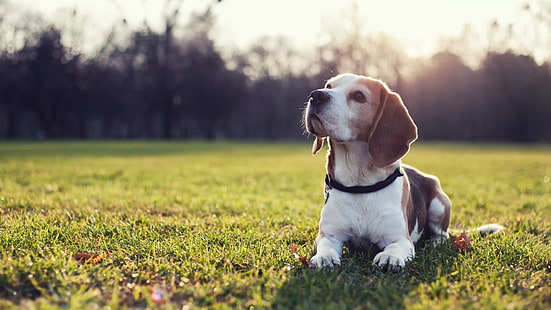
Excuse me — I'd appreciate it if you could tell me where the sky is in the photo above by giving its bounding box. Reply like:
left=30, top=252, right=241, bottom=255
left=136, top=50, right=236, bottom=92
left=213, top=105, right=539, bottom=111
left=12, top=0, right=532, bottom=59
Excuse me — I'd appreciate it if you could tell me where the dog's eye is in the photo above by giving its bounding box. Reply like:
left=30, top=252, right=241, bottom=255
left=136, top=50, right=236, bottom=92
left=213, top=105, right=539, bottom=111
left=325, top=84, right=332, bottom=89
left=352, top=91, right=366, bottom=103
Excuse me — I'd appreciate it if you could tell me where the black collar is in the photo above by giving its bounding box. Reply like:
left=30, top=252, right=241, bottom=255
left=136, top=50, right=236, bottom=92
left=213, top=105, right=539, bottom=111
left=325, top=168, right=403, bottom=194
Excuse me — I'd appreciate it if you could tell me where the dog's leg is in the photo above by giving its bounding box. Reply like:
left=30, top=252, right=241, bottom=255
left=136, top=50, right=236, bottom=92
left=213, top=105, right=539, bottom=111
left=373, top=238, right=415, bottom=269
left=310, top=232, right=343, bottom=268
left=426, top=194, right=451, bottom=244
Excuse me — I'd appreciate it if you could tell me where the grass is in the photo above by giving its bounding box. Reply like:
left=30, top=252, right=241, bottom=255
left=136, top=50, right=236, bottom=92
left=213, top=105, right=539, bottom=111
left=0, top=141, right=549, bottom=309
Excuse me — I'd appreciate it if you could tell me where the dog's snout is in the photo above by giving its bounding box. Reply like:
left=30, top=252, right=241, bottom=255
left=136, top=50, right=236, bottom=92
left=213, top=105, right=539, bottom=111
left=309, top=90, right=330, bottom=106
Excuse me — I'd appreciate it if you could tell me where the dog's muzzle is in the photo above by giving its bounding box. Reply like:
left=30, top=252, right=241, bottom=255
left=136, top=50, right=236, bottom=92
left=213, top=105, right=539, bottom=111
left=306, top=90, right=330, bottom=136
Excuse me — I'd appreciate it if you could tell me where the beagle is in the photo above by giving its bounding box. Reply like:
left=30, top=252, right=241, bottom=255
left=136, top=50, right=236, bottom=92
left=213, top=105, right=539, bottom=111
left=303, top=73, right=496, bottom=269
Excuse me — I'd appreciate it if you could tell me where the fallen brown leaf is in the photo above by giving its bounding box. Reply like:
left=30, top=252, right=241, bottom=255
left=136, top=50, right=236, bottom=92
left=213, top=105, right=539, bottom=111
left=449, top=231, right=472, bottom=251
left=290, top=245, right=315, bottom=268
left=73, top=251, right=111, bottom=264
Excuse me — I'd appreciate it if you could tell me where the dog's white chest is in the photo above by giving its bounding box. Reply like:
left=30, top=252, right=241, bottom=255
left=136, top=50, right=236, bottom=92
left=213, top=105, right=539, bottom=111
left=320, top=178, right=407, bottom=249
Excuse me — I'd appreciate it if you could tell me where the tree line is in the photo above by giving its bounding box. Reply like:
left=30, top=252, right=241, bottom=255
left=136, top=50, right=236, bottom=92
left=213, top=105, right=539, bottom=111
left=0, top=3, right=550, bottom=142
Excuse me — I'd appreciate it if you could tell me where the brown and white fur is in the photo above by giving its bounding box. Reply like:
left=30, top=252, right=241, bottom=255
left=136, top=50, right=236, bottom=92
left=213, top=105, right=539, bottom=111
left=304, top=73, right=500, bottom=269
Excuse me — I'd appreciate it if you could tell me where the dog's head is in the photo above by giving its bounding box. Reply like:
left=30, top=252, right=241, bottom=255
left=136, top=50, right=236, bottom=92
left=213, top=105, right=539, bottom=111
left=304, top=73, right=418, bottom=167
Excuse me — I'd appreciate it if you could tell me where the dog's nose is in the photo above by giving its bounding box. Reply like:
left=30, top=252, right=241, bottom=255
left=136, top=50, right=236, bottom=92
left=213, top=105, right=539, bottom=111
left=309, top=90, right=330, bottom=106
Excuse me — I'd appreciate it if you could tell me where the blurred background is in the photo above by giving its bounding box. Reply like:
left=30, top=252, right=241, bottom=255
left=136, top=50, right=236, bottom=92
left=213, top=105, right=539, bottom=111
left=0, top=0, right=550, bottom=141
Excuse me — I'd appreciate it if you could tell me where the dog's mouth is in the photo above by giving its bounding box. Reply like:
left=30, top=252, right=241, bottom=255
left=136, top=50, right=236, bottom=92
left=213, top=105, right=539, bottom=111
left=306, top=111, right=325, bottom=136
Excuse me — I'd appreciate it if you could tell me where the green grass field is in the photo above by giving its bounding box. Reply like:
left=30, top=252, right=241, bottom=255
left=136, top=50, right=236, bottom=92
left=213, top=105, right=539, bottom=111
left=0, top=141, right=549, bottom=309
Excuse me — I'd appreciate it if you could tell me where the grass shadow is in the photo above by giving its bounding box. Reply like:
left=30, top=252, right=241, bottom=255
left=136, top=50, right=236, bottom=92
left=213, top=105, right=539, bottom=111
left=272, top=243, right=459, bottom=309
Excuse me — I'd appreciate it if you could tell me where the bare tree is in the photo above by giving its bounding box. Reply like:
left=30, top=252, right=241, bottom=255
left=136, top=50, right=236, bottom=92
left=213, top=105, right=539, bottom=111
left=521, top=0, right=551, bottom=62
left=315, top=1, right=408, bottom=87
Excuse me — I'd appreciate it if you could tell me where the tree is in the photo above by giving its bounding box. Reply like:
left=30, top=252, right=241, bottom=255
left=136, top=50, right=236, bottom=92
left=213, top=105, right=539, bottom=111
left=404, top=52, right=483, bottom=140
left=481, top=52, right=551, bottom=141
left=11, top=27, right=82, bottom=138
left=235, top=36, right=317, bottom=139
left=315, top=2, right=408, bottom=87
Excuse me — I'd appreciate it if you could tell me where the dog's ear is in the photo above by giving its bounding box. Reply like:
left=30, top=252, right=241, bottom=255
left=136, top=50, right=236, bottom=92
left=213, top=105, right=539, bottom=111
left=312, top=137, right=325, bottom=155
left=368, top=83, right=418, bottom=167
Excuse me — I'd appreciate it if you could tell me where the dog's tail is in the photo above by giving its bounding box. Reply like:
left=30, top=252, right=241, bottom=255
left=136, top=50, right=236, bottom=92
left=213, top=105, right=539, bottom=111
left=450, top=223, right=505, bottom=237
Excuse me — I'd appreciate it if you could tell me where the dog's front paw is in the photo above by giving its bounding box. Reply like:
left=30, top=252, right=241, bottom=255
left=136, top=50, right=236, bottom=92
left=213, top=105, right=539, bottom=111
left=310, top=253, right=341, bottom=268
left=373, top=251, right=410, bottom=269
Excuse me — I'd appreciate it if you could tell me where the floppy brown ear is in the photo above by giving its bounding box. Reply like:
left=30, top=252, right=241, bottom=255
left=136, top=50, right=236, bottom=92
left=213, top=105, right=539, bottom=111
left=312, top=137, right=325, bottom=155
left=369, top=86, right=418, bottom=167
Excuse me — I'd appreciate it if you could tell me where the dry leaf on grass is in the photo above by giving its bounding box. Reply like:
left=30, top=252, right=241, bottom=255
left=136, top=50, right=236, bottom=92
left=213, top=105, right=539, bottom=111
left=73, top=251, right=111, bottom=264
left=290, top=245, right=315, bottom=268
left=449, top=231, right=472, bottom=251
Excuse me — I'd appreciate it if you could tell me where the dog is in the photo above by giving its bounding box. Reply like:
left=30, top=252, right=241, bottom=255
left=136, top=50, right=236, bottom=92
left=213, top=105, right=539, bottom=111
left=304, top=73, right=502, bottom=269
